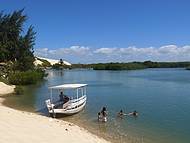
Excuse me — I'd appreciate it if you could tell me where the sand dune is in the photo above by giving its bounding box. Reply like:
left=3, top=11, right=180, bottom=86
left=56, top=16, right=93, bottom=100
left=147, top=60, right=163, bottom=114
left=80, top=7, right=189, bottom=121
left=36, top=57, right=72, bottom=66
left=34, top=58, right=43, bottom=66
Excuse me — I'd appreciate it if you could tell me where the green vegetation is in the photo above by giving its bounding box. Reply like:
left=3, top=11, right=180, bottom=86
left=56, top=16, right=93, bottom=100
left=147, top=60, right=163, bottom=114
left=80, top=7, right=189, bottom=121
left=52, top=59, right=71, bottom=70
left=143, top=61, right=190, bottom=68
left=0, top=9, right=35, bottom=70
left=52, top=63, right=71, bottom=70
left=71, top=64, right=91, bottom=69
left=0, top=75, right=9, bottom=84
left=0, top=9, right=46, bottom=85
left=70, top=61, right=190, bottom=70
left=36, top=58, right=51, bottom=68
left=8, top=70, right=46, bottom=85
left=90, top=62, right=146, bottom=70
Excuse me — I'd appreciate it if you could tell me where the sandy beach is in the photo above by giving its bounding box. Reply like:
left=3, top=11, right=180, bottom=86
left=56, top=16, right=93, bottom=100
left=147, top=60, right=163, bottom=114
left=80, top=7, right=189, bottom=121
left=0, top=82, right=15, bottom=95
left=0, top=82, right=109, bottom=143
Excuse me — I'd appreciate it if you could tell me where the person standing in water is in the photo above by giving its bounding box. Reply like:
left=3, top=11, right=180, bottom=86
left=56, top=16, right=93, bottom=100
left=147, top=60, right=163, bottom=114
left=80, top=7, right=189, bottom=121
left=101, top=107, right=107, bottom=116
left=97, top=112, right=101, bottom=121
left=100, top=107, right=108, bottom=122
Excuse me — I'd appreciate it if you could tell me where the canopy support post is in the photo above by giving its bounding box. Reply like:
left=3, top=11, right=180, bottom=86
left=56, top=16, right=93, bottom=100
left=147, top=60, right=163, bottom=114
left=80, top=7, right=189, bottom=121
left=84, top=87, right=86, bottom=96
left=77, top=88, right=79, bottom=107
left=77, top=88, right=78, bottom=99
left=50, top=89, right=53, bottom=102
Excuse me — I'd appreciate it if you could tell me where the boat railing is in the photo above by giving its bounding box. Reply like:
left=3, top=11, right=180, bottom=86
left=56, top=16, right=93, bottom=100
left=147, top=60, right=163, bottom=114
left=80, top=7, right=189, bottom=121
left=62, top=95, right=86, bottom=111
left=70, top=95, right=86, bottom=103
left=63, top=100, right=70, bottom=109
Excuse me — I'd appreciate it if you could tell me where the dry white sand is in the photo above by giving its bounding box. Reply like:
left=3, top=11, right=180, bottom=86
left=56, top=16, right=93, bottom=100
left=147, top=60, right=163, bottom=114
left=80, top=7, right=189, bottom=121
left=0, top=82, right=15, bottom=95
left=0, top=83, right=110, bottom=143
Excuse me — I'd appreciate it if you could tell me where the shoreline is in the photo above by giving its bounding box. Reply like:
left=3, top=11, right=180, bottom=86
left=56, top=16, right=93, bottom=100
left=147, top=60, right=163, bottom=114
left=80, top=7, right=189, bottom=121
left=0, top=82, right=110, bottom=143
left=0, top=82, right=15, bottom=95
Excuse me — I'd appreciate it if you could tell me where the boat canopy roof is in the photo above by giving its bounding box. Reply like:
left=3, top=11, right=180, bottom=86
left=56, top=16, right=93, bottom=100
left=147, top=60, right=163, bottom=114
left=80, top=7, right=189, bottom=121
left=49, top=84, right=87, bottom=90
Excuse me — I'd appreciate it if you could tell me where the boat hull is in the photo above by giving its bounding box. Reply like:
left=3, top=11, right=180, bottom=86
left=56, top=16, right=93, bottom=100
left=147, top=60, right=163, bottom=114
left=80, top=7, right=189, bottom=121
left=47, top=96, right=86, bottom=115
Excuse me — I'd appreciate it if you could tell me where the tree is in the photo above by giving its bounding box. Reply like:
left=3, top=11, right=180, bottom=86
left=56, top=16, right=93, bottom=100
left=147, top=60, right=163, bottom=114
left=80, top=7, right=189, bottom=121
left=0, top=9, right=36, bottom=71
left=14, top=25, right=36, bottom=71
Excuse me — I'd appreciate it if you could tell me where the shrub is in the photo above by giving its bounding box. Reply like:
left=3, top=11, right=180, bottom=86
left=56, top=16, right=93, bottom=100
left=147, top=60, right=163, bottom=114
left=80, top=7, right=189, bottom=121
left=8, top=70, right=46, bottom=85
left=52, top=63, right=61, bottom=69
left=52, top=63, right=71, bottom=70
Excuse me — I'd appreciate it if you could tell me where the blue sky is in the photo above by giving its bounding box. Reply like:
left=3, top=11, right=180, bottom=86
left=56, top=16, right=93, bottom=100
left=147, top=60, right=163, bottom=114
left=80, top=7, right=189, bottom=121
left=1, top=0, right=190, bottom=63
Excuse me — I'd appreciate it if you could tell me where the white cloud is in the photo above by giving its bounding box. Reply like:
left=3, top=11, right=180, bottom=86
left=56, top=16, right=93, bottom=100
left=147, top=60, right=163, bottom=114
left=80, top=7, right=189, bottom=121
left=158, top=45, right=178, bottom=54
left=57, top=46, right=90, bottom=55
left=94, top=48, right=117, bottom=55
left=35, top=45, right=190, bottom=63
left=36, top=46, right=90, bottom=55
left=35, top=48, right=49, bottom=56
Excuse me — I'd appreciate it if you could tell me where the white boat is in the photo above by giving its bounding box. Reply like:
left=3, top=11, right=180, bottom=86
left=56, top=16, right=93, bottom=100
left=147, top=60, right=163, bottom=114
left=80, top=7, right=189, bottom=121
left=45, top=84, right=87, bottom=117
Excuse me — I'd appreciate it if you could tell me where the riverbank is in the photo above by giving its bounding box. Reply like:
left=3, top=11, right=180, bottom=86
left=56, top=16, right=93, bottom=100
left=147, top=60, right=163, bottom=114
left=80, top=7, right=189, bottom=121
left=0, top=83, right=110, bottom=143
left=0, top=82, right=15, bottom=95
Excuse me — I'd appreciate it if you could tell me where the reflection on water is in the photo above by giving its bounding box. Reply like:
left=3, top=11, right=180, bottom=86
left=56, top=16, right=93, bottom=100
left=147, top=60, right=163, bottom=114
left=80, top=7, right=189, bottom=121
left=4, top=68, right=190, bottom=143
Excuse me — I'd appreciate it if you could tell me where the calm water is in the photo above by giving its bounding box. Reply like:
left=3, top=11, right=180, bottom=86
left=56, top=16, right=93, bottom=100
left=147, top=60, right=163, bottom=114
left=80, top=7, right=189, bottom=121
left=4, top=68, right=190, bottom=143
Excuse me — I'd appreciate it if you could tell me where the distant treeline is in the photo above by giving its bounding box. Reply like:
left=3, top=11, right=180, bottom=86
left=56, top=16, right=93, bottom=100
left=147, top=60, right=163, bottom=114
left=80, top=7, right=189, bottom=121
left=70, top=61, right=190, bottom=70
